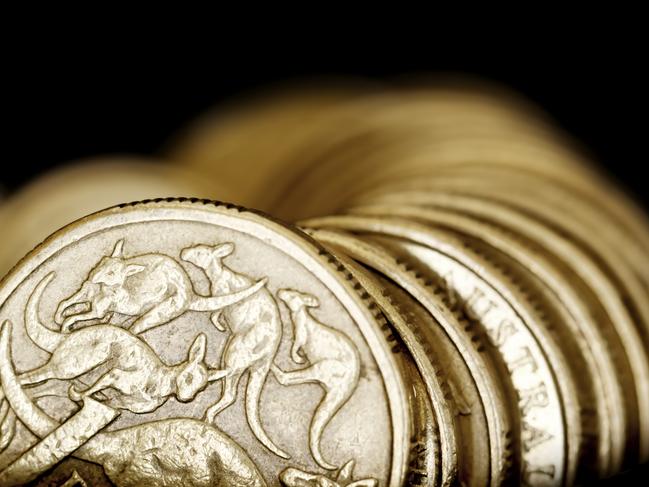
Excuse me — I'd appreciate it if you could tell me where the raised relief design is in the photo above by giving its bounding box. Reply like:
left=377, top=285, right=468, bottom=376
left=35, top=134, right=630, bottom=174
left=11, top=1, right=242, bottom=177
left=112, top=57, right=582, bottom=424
left=55, top=239, right=266, bottom=334
left=273, top=289, right=361, bottom=470
left=11, top=272, right=226, bottom=414
left=180, top=243, right=288, bottom=459
left=280, top=460, right=377, bottom=487
left=0, top=322, right=266, bottom=486
left=0, top=239, right=374, bottom=485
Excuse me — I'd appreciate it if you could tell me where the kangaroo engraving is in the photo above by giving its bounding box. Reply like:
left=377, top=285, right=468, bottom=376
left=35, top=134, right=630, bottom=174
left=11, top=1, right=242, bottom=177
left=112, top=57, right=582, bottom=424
left=274, top=289, right=361, bottom=470
left=54, top=239, right=267, bottom=335
left=180, top=242, right=288, bottom=459
left=0, top=273, right=227, bottom=415
left=0, top=321, right=267, bottom=487
left=280, top=460, right=377, bottom=487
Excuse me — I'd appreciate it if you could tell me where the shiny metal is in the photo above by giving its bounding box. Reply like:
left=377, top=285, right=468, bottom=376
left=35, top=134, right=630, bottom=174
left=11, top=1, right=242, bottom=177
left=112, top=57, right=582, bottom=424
left=0, top=199, right=412, bottom=486
left=306, top=227, right=514, bottom=487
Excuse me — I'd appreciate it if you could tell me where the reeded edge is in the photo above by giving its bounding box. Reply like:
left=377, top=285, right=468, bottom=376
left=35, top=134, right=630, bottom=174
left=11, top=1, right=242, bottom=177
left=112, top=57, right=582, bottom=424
left=304, top=216, right=572, bottom=487
left=306, top=226, right=514, bottom=487
left=353, top=201, right=627, bottom=477
left=357, top=191, right=649, bottom=465
left=333, top=249, right=457, bottom=487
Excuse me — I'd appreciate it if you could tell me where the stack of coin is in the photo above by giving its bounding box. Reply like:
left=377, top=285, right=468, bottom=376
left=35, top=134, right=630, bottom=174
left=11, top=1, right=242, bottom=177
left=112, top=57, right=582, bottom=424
left=0, top=80, right=646, bottom=486
left=168, top=80, right=649, bottom=485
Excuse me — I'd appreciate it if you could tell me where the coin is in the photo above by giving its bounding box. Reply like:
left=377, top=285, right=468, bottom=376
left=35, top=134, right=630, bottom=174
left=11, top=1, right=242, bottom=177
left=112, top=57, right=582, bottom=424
left=304, top=215, right=577, bottom=487
left=304, top=227, right=515, bottom=487
left=351, top=202, right=630, bottom=477
left=402, top=355, right=443, bottom=487
left=2, top=77, right=647, bottom=485
left=167, top=81, right=600, bottom=223
left=0, top=198, right=413, bottom=487
left=376, top=274, right=485, bottom=487
left=262, top=92, right=604, bottom=223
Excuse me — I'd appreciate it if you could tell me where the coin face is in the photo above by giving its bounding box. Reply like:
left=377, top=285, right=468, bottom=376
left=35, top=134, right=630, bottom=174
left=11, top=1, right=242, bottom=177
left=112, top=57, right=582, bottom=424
left=0, top=199, right=411, bottom=487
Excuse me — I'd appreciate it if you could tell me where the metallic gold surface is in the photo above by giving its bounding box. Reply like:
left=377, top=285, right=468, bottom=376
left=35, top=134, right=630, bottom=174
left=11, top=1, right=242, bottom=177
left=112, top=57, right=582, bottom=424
left=307, top=228, right=514, bottom=487
left=0, top=79, right=647, bottom=485
left=0, top=200, right=412, bottom=486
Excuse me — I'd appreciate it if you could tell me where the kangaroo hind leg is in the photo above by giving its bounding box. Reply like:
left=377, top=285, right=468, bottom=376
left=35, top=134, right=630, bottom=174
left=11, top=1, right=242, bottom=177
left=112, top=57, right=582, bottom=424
left=309, top=387, right=351, bottom=470
left=205, top=369, right=244, bottom=422
left=17, top=365, right=60, bottom=387
left=69, top=369, right=125, bottom=402
left=271, top=363, right=324, bottom=386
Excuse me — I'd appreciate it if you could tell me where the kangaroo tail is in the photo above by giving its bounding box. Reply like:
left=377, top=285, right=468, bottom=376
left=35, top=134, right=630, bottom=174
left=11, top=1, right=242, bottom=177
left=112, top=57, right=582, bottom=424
left=191, top=278, right=268, bottom=312
left=310, top=386, right=355, bottom=470
left=0, top=321, right=58, bottom=438
left=246, top=365, right=290, bottom=459
left=25, top=273, right=64, bottom=354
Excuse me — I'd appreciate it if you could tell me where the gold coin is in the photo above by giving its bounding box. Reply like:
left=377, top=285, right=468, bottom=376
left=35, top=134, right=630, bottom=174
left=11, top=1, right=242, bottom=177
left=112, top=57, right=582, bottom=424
left=0, top=199, right=414, bottom=486
left=356, top=204, right=637, bottom=477
left=358, top=191, right=649, bottom=467
left=305, top=227, right=515, bottom=487
left=333, top=252, right=454, bottom=486
left=377, top=271, right=491, bottom=487
left=305, top=215, right=579, bottom=487
left=167, top=81, right=599, bottom=222
left=261, top=83, right=604, bottom=222
left=351, top=203, right=624, bottom=478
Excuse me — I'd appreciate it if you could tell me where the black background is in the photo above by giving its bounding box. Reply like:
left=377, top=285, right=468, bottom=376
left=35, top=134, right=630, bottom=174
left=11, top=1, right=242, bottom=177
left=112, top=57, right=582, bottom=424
left=3, top=33, right=647, bottom=210
left=3, top=27, right=647, bottom=484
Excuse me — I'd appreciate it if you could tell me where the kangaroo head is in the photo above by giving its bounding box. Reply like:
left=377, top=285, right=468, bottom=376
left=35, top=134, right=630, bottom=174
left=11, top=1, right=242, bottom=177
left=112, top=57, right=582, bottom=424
left=277, top=288, right=320, bottom=312
left=180, top=242, right=235, bottom=270
left=87, top=240, right=144, bottom=286
left=175, top=333, right=210, bottom=402
left=90, top=257, right=145, bottom=286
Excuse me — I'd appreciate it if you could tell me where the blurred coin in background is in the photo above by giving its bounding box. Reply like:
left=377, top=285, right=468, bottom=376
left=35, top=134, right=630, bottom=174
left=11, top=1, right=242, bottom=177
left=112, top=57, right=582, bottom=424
left=0, top=158, right=233, bottom=278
